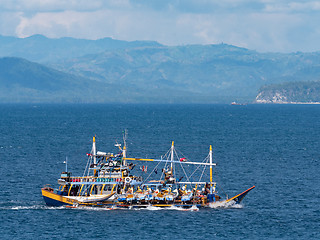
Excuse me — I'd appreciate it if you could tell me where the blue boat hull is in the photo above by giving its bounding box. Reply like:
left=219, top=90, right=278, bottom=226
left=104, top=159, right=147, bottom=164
left=43, top=195, right=68, bottom=207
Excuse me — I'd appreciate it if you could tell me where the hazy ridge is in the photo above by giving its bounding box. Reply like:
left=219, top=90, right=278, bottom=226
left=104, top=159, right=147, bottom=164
left=1, top=35, right=320, bottom=103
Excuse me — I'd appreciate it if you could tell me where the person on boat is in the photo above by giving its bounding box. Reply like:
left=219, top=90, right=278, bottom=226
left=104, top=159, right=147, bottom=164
left=164, top=170, right=171, bottom=180
left=203, top=183, right=211, bottom=195
left=215, top=195, right=221, bottom=201
left=116, top=185, right=122, bottom=194
left=128, top=163, right=135, bottom=170
left=136, top=186, right=142, bottom=193
left=180, top=185, right=187, bottom=195
left=146, top=186, right=152, bottom=194
left=192, top=185, right=200, bottom=197
left=62, top=185, right=69, bottom=196
left=127, top=186, right=134, bottom=194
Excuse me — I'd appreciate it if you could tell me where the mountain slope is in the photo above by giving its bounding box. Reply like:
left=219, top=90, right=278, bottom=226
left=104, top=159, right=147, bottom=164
left=0, top=57, right=204, bottom=103
left=0, top=57, right=112, bottom=103
left=0, top=35, right=162, bottom=63
left=50, top=44, right=320, bottom=101
left=2, top=36, right=320, bottom=103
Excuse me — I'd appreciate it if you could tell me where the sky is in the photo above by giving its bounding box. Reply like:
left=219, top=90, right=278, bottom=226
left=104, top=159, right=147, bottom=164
left=0, top=0, right=320, bottom=52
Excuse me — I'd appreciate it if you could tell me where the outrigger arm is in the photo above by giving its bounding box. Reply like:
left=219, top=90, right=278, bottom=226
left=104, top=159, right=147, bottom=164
left=123, top=157, right=216, bottom=166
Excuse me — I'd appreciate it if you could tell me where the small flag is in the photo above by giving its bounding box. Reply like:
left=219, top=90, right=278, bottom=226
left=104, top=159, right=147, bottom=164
left=140, top=166, right=148, bottom=173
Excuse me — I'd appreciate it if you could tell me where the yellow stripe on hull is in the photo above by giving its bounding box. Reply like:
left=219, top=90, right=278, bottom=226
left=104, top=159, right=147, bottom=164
left=42, top=188, right=116, bottom=206
left=41, top=188, right=76, bottom=205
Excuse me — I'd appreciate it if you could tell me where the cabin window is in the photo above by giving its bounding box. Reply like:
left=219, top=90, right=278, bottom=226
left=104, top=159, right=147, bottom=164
left=103, top=185, right=112, bottom=191
left=70, top=185, right=79, bottom=196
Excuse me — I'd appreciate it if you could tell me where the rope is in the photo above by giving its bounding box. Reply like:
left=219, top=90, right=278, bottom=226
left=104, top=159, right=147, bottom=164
left=214, top=165, right=228, bottom=198
left=141, top=158, right=162, bottom=185
left=197, top=155, right=208, bottom=183
left=83, top=150, right=93, bottom=178
left=179, top=161, right=193, bottom=189
left=188, top=154, right=209, bottom=180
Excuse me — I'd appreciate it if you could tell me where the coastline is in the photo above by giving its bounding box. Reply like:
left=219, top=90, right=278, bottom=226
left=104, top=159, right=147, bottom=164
left=255, top=100, right=320, bottom=104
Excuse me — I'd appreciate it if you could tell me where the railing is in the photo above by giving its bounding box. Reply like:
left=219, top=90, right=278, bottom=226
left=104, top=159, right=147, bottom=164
left=67, top=177, right=123, bottom=183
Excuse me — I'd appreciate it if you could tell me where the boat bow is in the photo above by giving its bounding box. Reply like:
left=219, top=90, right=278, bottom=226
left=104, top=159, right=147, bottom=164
left=225, top=186, right=255, bottom=204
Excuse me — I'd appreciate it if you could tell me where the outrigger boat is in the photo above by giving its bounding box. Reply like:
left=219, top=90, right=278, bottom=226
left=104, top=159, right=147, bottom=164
left=42, top=136, right=255, bottom=209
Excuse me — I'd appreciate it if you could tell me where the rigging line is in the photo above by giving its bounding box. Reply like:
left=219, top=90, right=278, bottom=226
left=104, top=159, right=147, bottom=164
left=214, top=165, right=228, bottom=198
left=188, top=154, right=210, bottom=179
left=176, top=148, right=189, bottom=160
left=198, top=157, right=208, bottom=183
left=86, top=155, right=93, bottom=177
left=175, top=147, right=193, bottom=181
left=141, top=158, right=162, bottom=185
left=173, top=147, right=180, bottom=161
left=162, top=147, right=172, bottom=159
left=163, top=150, right=171, bottom=162
left=174, top=148, right=197, bottom=185
left=175, top=147, right=198, bottom=177
left=173, top=148, right=179, bottom=190
left=82, top=152, right=92, bottom=178
left=159, top=155, right=171, bottom=182
left=157, top=147, right=172, bottom=182
left=179, top=161, right=193, bottom=189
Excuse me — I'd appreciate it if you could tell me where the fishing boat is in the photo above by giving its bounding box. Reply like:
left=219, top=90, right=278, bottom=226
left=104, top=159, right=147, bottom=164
left=41, top=136, right=134, bottom=207
left=42, top=136, right=255, bottom=209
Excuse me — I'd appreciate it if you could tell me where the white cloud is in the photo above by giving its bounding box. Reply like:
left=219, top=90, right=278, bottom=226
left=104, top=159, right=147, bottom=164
left=0, top=0, right=131, bottom=12
left=1, top=0, right=320, bottom=52
left=264, top=1, right=320, bottom=12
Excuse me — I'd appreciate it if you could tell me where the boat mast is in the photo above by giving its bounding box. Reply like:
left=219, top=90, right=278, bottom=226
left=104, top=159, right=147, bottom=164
left=123, top=130, right=127, bottom=165
left=209, top=145, right=213, bottom=193
left=170, top=141, right=174, bottom=172
left=92, top=136, right=97, bottom=175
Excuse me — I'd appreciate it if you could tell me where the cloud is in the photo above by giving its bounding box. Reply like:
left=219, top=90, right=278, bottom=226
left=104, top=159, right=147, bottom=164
left=0, top=0, right=130, bottom=12
left=264, top=1, right=320, bottom=12
left=1, top=0, right=320, bottom=52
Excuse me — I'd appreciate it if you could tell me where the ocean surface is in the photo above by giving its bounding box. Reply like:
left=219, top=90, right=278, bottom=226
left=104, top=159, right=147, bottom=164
left=0, top=104, right=319, bottom=239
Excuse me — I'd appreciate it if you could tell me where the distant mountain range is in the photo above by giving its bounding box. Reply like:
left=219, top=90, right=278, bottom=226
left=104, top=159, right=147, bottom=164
left=0, top=57, right=111, bottom=103
left=0, top=34, right=161, bottom=63
left=255, top=81, right=320, bottom=103
left=1, top=35, right=320, bottom=103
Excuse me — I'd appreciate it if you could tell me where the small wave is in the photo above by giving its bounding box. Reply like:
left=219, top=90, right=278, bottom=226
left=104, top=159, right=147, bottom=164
left=167, top=205, right=199, bottom=211
left=231, top=203, right=243, bottom=209
left=72, top=206, right=116, bottom=211
left=145, top=205, right=162, bottom=211
left=144, top=205, right=199, bottom=211
left=8, top=205, right=115, bottom=211
left=8, top=205, right=65, bottom=210
left=208, top=200, right=243, bottom=209
left=4, top=203, right=241, bottom=211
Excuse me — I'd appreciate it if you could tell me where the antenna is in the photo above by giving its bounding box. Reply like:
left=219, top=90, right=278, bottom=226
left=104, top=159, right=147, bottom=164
left=123, top=129, right=128, bottom=164
left=64, top=156, right=68, bottom=172
left=123, top=129, right=128, bottom=147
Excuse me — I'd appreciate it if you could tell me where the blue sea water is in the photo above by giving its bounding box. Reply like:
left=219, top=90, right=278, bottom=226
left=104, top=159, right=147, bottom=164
left=0, top=104, right=319, bottom=239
